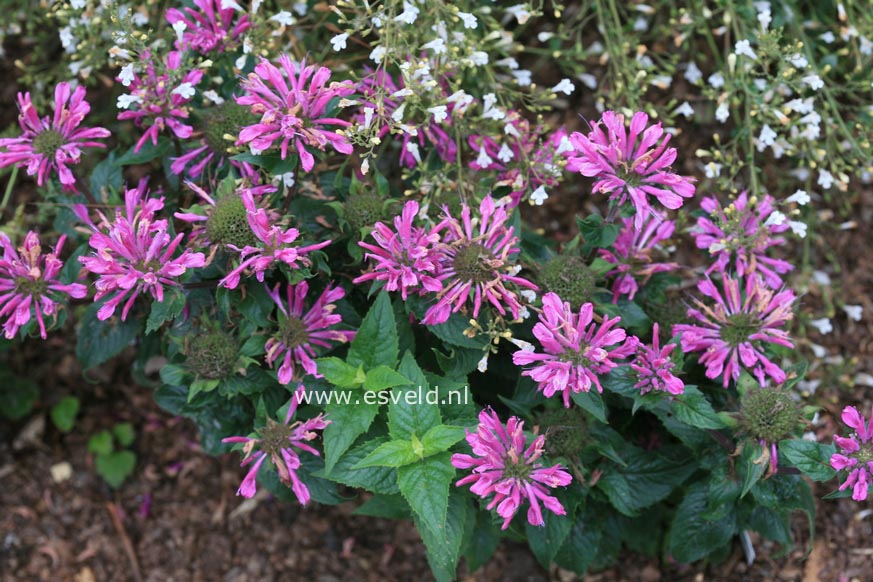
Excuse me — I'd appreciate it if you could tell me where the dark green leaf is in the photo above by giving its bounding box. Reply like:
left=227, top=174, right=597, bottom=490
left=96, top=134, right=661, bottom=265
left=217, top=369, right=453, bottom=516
left=668, top=483, right=737, bottom=563
left=389, top=352, right=440, bottom=439
left=421, top=425, right=466, bottom=455
left=354, top=494, right=411, bottom=519
left=414, top=489, right=470, bottom=582
left=398, top=452, right=455, bottom=536
left=145, top=288, right=187, bottom=334
left=673, top=385, right=726, bottom=429
left=76, top=302, right=142, bottom=370
left=317, top=357, right=364, bottom=388
left=571, top=390, right=608, bottom=423
left=778, top=439, right=836, bottom=482
left=95, top=451, right=136, bottom=488
left=323, top=396, right=379, bottom=475
left=364, top=366, right=410, bottom=392
left=739, top=442, right=768, bottom=498
left=353, top=439, right=418, bottom=468
left=526, top=506, right=574, bottom=567
left=597, top=446, right=695, bottom=516
left=348, top=292, right=398, bottom=369
left=320, top=437, right=400, bottom=495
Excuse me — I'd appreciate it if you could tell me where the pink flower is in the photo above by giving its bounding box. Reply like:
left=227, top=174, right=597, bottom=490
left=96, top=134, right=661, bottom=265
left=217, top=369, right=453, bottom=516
left=831, top=405, right=873, bottom=501
left=512, top=293, right=635, bottom=407
left=566, top=111, right=695, bottom=228
left=169, top=102, right=258, bottom=179
left=75, top=180, right=206, bottom=321
left=217, top=189, right=330, bottom=289
left=0, top=82, right=109, bottom=190
left=236, top=56, right=355, bottom=172
left=421, top=196, right=537, bottom=325
left=264, top=280, right=355, bottom=385
left=117, top=50, right=203, bottom=153
left=0, top=231, right=87, bottom=339
left=166, top=0, right=251, bottom=54
left=630, top=323, right=684, bottom=395
left=692, top=192, right=793, bottom=289
left=222, top=384, right=329, bottom=504
left=598, top=213, right=679, bottom=302
left=353, top=200, right=445, bottom=300
left=452, top=408, right=572, bottom=530
left=673, top=274, right=794, bottom=387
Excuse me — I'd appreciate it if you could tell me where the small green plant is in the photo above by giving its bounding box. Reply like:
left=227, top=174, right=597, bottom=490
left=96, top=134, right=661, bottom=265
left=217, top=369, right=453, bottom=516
left=87, top=422, right=136, bottom=489
left=50, top=396, right=80, bottom=433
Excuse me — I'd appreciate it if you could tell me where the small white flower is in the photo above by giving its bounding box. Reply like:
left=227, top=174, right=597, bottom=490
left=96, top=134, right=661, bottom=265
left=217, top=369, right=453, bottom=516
left=817, top=169, right=834, bottom=189
left=469, top=51, right=489, bottom=66
left=551, top=78, right=574, bottom=95
left=506, top=4, right=531, bottom=24
left=577, top=73, right=597, bottom=90
left=708, top=72, right=725, bottom=89
left=477, top=353, right=489, bottom=373
left=292, top=1, right=307, bottom=15
left=734, top=39, right=757, bottom=60
left=172, top=82, right=196, bottom=99
left=458, top=11, right=477, bottom=29
left=391, top=102, right=407, bottom=123
left=757, top=9, right=772, bottom=30
left=428, top=105, right=448, bottom=124
left=172, top=21, right=187, bottom=45
left=252, top=0, right=263, bottom=14
left=235, top=54, right=248, bottom=70
left=788, top=220, right=807, bottom=237
left=674, top=101, right=694, bottom=118
left=221, top=0, right=243, bottom=11
left=843, top=304, right=863, bottom=321
left=764, top=210, right=786, bottom=227
left=802, top=74, right=824, bottom=90
left=118, top=63, right=136, bottom=87
left=70, top=0, right=86, bottom=8
left=116, top=94, right=142, bottom=110
left=633, top=16, right=649, bottom=32
left=405, top=142, right=422, bottom=165
left=810, top=318, right=833, bottom=334
left=520, top=289, right=537, bottom=303
left=392, top=88, right=413, bottom=98
left=684, top=62, right=703, bottom=84
left=476, top=147, right=493, bottom=168
left=482, top=93, right=505, bottom=120
left=757, top=124, right=777, bottom=150
left=59, top=28, right=76, bottom=52
left=361, top=107, right=375, bottom=129
left=395, top=1, right=419, bottom=24
left=786, top=189, right=810, bottom=205
left=530, top=186, right=548, bottom=206
left=512, top=70, right=532, bottom=86
left=819, top=31, right=836, bottom=44
left=269, top=10, right=295, bottom=25
left=789, top=54, right=809, bottom=68
left=509, top=338, right=535, bottom=352
left=715, top=102, right=730, bottom=123
left=497, top=144, right=514, bottom=163
left=203, top=90, right=225, bottom=105
left=812, top=270, right=831, bottom=286
left=360, top=158, right=370, bottom=175
left=555, top=135, right=574, bottom=155
left=704, top=162, right=722, bottom=178
left=537, top=32, right=554, bottom=42
left=421, top=38, right=446, bottom=54
left=446, top=90, right=473, bottom=113
left=273, top=172, right=295, bottom=188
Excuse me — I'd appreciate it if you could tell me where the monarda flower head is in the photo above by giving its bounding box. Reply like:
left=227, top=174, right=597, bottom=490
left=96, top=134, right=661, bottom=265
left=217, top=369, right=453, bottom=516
left=170, top=101, right=259, bottom=178
left=421, top=195, right=537, bottom=325
left=166, top=0, right=251, bottom=54
left=0, top=82, right=109, bottom=191
left=116, top=50, right=203, bottom=153
left=75, top=180, right=206, bottom=321
left=740, top=387, right=800, bottom=475
left=691, top=192, right=793, bottom=289
left=236, top=56, right=355, bottom=172
left=832, top=405, right=873, bottom=501
left=566, top=111, right=695, bottom=228
left=0, top=232, right=87, bottom=339
left=512, top=292, right=636, bottom=407
left=222, top=384, right=329, bottom=504
left=353, top=200, right=446, bottom=300
left=673, top=274, right=794, bottom=387
left=452, top=408, right=572, bottom=530
left=630, top=323, right=684, bottom=395
left=264, top=280, right=355, bottom=385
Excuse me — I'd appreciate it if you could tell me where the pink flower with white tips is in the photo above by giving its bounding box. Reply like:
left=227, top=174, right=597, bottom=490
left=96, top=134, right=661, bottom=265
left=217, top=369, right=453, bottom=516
left=566, top=111, right=695, bottom=228
left=222, top=384, right=330, bottom=504
left=512, top=293, right=635, bottom=407
left=236, top=56, right=356, bottom=172
left=166, top=0, right=251, bottom=54
left=75, top=180, right=206, bottom=321
left=452, top=408, right=572, bottom=530
left=264, top=280, right=355, bottom=385
left=0, top=231, right=87, bottom=339
left=831, top=405, right=873, bottom=501
left=0, top=82, right=109, bottom=191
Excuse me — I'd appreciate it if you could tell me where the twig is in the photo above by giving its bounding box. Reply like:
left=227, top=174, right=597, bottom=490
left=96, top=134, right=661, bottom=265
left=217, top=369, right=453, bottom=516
left=106, top=501, right=143, bottom=582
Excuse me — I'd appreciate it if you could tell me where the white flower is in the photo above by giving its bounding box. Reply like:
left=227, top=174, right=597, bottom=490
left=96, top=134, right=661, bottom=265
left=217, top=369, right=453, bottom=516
left=292, top=1, right=307, bottom=15
left=273, top=172, right=295, bottom=188
left=116, top=94, right=142, bottom=110
left=715, top=102, right=730, bottom=123
left=537, top=32, right=554, bottom=42
left=221, top=0, right=243, bottom=10
left=734, top=39, right=757, bottom=60
left=577, top=73, right=597, bottom=90
left=551, top=78, right=574, bottom=95
left=812, top=271, right=831, bottom=286
left=555, top=135, right=574, bottom=155
left=786, top=189, right=810, bottom=205
left=843, top=305, right=863, bottom=321
left=172, top=21, right=187, bottom=45
left=520, top=289, right=537, bottom=303
left=476, top=147, right=493, bottom=168
left=704, top=162, right=722, bottom=178
left=361, top=158, right=370, bottom=175
left=405, top=142, right=422, bottom=165
left=270, top=11, right=294, bottom=25
left=361, top=107, right=375, bottom=129
left=118, top=63, right=136, bottom=87
left=506, top=4, right=531, bottom=24
left=684, top=62, right=702, bottom=84
left=674, top=101, right=694, bottom=118
left=469, top=51, right=489, bottom=66
left=458, top=11, right=477, bottom=29
left=788, top=220, right=807, bottom=237
left=395, top=1, right=419, bottom=24
left=497, top=144, right=514, bottom=163
left=71, top=0, right=86, bottom=8
left=421, top=38, right=446, bottom=54
left=203, top=90, right=225, bottom=105
left=788, top=54, right=809, bottom=68
left=370, top=46, right=386, bottom=63
left=764, top=210, right=786, bottom=227
left=446, top=90, right=473, bottom=112
left=391, top=102, right=407, bottom=123
left=392, top=88, right=413, bottom=98
left=757, top=124, right=777, bottom=151
left=810, top=318, right=833, bottom=334
left=509, top=338, right=535, bottom=352
left=428, top=105, right=448, bottom=123
left=633, top=16, right=649, bottom=32
left=59, top=28, right=76, bottom=53
left=530, top=186, right=548, bottom=206
left=757, top=8, right=772, bottom=30
left=708, top=72, right=725, bottom=89
left=817, top=169, right=834, bottom=189
left=512, top=70, right=532, bottom=86
left=482, top=93, right=505, bottom=120
left=819, top=31, right=836, bottom=44
left=802, top=74, right=824, bottom=90
left=477, top=353, right=489, bottom=373
left=235, top=54, right=248, bottom=70
left=172, top=82, right=196, bottom=99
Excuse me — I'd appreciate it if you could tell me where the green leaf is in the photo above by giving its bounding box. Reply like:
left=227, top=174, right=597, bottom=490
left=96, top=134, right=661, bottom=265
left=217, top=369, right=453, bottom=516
left=778, top=439, right=837, bottom=482
left=555, top=510, right=602, bottom=574
left=526, top=506, right=574, bottom=567
left=398, top=452, right=455, bottom=536
left=353, top=439, right=419, bottom=468
left=463, top=509, right=502, bottom=572
left=747, top=506, right=792, bottom=551
left=320, top=437, right=400, bottom=495
left=95, top=451, right=136, bottom=488
left=76, top=302, right=142, bottom=370
left=414, top=489, right=470, bottom=582
left=353, top=494, right=412, bottom=519
left=672, top=385, right=726, bottom=429
left=49, top=397, right=79, bottom=433
left=159, top=363, right=187, bottom=387
left=317, top=357, right=365, bottom=388
left=89, top=152, right=123, bottom=197
left=421, top=425, right=466, bottom=455
left=322, top=397, right=379, bottom=475
left=145, top=288, right=187, bottom=334
left=668, top=483, right=737, bottom=563
left=389, top=352, right=441, bottom=440
left=739, top=442, right=768, bottom=498
left=116, top=138, right=172, bottom=165
left=187, top=377, right=220, bottom=402
left=364, top=366, right=410, bottom=392
left=0, top=373, right=39, bottom=421
left=596, top=446, right=695, bottom=516
left=348, top=292, right=398, bottom=369
left=88, top=430, right=114, bottom=456
left=112, top=422, right=135, bottom=447
left=571, top=390, right=608, bottom=423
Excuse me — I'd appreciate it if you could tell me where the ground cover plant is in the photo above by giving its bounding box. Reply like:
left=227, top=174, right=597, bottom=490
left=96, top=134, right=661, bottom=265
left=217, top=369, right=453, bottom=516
left=1, top=0, right=872, bottom=579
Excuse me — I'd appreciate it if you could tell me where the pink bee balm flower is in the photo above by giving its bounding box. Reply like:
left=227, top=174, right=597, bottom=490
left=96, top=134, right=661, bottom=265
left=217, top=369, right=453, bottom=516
left=512, top=293, right=635, bottom=407
left=421, top=195, right=537, bottom=325
left=673, top=274, right=794, bottom=388
left=598, top=213, right=679, bottom=302
left=452, top=408, right=572, bottom=530
left=236, top=56, right=355, bottom=172
left=166, top=0, right=251, bottom=54
left=116, top=50, right=203, bottom=153
left=217, top=189, right=330, bottom=289
left=691, top=192, right=793, bottom=289
left=566, top=111, right=695, bottom=228
left=264, top=280, right=355, bottom=385
left=222, top=384, right=329, bottom=504
left=0, top=82, right=109, bottom=191
left=831, top=405, right=873, bottom=501
left=630, top=323, right=684, bottom=395
left=0, top=231, right=87, bottom=339
left=353, top=200, right=446, bottom=300
left=75, top=180, right=206, bottom=321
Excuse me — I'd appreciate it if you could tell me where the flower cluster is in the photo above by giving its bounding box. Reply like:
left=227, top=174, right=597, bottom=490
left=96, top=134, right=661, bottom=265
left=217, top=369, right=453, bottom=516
left=452, top=408, right=572, bottom=530
left=630, top=323, right=684, bottom=395
left=166, top=0, right=251, bottom=54
left=831, top=405, right=873, bottom=502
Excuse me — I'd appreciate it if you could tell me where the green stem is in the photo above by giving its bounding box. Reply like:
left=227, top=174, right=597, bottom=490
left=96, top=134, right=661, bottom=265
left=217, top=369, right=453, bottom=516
left=1, top=165, right=19, bottom=211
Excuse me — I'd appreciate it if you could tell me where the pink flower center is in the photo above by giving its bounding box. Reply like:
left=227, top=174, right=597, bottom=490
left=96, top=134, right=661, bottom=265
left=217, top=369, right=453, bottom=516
left=279, top=315, right=309, bottom=348
left=280, top=113, right=304, bottom=138
left=502, top=449, right=532, bottom=480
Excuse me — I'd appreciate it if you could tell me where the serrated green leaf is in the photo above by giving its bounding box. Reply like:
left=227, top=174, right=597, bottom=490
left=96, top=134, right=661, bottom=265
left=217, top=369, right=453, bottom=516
left=354, top=494, right=412, bottom=519
left=76, top=302, right=142, bottom=370
left=596, top=446, right=695, bottom=516
left=364, top=366, right=410, bottom=392
left=672, top=385, right=725, bottom=429
left=778, top=439, right=836, bottom=481
left=414, top=489, right=470, bottom=582
left=95, top=451, right=136, bottom=488
left=421, top=425, right=466, bottom=455
left=389, top=352, right=440, bottom=440
left=555, top=509, right=602, bottom=574
left=398, top=452, right=455, bottom=536
left=571, top=390, right=608, bottom=423
left=323, top=396, right=379, bottom=475
left=317, top=357, right=365, bottom=388
left=463, top=508, right=502, bottom=572
left=353, top=439, right=418, bottom=468
left=667, top=483, right=737, bottom=563
left=319, top=437, right=400, bottom=495
left=50, top=396, right=79, bottom=433
left=348, top=292, right=398, bottom=369
left=739, top=442, right=768, bottom=498
left=145, top=288, right=187, bottom=334
left=526, top=505, right=574, bottom=567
